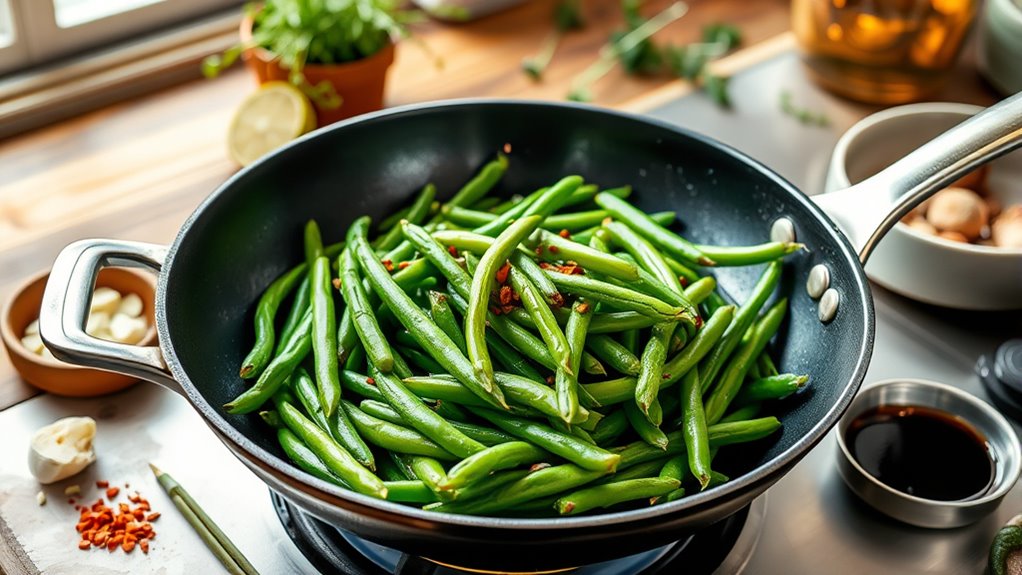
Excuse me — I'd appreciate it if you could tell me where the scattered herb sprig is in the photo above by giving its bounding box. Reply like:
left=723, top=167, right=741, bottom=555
left=779, top=91, right=830, bottom=126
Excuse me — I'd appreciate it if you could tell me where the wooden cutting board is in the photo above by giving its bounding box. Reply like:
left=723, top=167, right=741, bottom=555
left=0, top=383, right=316, bottom=574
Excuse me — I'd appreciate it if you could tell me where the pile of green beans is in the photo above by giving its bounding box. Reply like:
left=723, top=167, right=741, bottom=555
left=226, top=154, right=810, bottom=516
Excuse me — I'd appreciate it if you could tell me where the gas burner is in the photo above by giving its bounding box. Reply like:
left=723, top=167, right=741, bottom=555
left=271, top=493, right=766, bottom=575
left=978, top=339, right=1022, bottom=422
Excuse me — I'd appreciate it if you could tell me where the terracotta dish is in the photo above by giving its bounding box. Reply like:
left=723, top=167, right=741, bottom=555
left=1, top=268, right=157, bottom=397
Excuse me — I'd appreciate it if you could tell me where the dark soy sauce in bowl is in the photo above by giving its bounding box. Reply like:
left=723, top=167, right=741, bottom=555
left=845, top=405, right=995, bottom=501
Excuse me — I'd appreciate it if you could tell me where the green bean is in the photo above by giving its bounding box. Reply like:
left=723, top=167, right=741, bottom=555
left=385, top=480, right=439, bottom=504
left=276, top=276, right=311, bottom=355
left=583, top=376, right=639, bottom=406
left=443, top=441, right=548, bottom=490
left=343, top=338, right=365, bottom=372
left=470, top=407, right=620, bottom=472
left=361, top=400, right=514, bottom=446
left=705, top=299, right=789, bottom=424
left=433, top=399, right=471, bottom=423
left=466, top=215, right=544, bottom=393
left=447, top=470, right=531, bottom=504
left=451, top=207, right=634, bottom=233
left=615, top=417, right=781, bottom=469
left=620, top=329, right=640, bottom=355
left=372, top=367, right=485, bottom=458
left=400, top=455, right=452, bottom=500
left=393, top=330, right=420, bottom=349
left=475, top=175, right=582, bottom=236
left=683, top=276, right=717, bottom=305
left=513, top=251, right=564, bottom=307
left=441, top=206, right=497, bottom=228
left=240, top=265, right=305, bottom=379
left=563, top=184, right=630, bottom=207
left=659, top=455, right=688, bottom=481
left=591, top=409, right=629, bottom=446
left=635, top=322, right=674, bottom=415
left=342, top=400, right=457, bottom=460
left=304, top=220, right=324, bottom=268
left=610, top=253, right=695, bottom=312
left=405, top=372, right=588, bottom=424
left=555, top=477, right=679, bottom=515
left=580, top=353, right=607, bottom=377
left=349, top=216, right=507, bottom=408
left=290, top=367, right=331, bottom=428
left=624, top=400, right=668, bottom=450
left=527, top=231, right=640, bottom=282
left=293, top=367, right=375, bottom=470
left=339, top=250, right=394, bottom=373
left=341, top=370, right=385, bottom=402
left=557, top=301, right=590, bottom=423
left=375, top=184, right=436, bottom=253
left=594, top=192, right=712, bottom=266
left=694, top=241, right=803, bottom=267
left=277, top=401, right=387, bottom=498
left=470, top=196, right=502, bottom=211
left=699, top=261, right=780, bottom=390
left=572, top=210, right=674, bottom=245
left=377, top=206, right=411, bottom=234
left=260, top=410, right=283, bottom=428
left=484, top=330, right=545, bottom=381
left=448, top=153, right=509, bottom=208
left=510, top=269, right=572, bottom=376
left=428, top=291, right=467, bottom=354
left=659, top=304, right=734, bottom=388
left=310, top=256, right=342, bottom=417
left=718, top=403, right=761, bottom=424
left=277, top=428, right=347, bottom=486
left=758, top=352, right=780, bottom=377
left=401, top=346, right=447, bottom=374
left=735, top=373, right=807, bottom=405
left=602, top=220, right=685, bottom=296
left=680, top=369, right=711, bottom=489
left=487, top=193, right=527, bottom=215
left=225, top=311, right=312, bottom=414
left=427, top=463, right=606, bottom=515
left=543, top=271, right=693, bottom=322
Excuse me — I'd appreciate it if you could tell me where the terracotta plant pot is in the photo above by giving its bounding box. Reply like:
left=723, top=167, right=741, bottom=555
left=239, top=15, right=396, bottom=127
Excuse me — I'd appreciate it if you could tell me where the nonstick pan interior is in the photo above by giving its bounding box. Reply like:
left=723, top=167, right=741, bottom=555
left=157, top=100, right=872, bottom=560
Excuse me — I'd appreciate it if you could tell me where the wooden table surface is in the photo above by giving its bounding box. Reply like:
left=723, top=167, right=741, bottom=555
left=0, top=0, right=792, bottom=410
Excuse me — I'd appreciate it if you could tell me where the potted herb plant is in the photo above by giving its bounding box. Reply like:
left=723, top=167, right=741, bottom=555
left=205, top=0, right=407, bottom=127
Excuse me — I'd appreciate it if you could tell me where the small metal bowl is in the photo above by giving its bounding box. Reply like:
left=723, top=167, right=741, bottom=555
left=835, top=378, right=1022, bottom=529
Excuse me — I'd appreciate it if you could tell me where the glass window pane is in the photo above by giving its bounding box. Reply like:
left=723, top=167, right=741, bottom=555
left=0, top=0, right=14, bottom=48
left=52, top=0, right=165, bottom=28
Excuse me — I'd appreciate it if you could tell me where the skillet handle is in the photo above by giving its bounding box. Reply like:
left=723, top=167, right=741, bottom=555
left=39, top=239, right=182, bottom=395
left=816, top=91, right=1022, bottom=264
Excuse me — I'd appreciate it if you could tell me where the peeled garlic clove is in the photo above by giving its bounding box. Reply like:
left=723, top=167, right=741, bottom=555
left=90, top=287, right=121, bottom=316
left=938, top=230, right=970, bottom=243
left=992, top=205, right=1022, bottom=248
left=927, top=187, right=988, bottom=240
left=85, top=312, right=110, bottom=338
left=117, top=293, right=143, bottom=318
left=108, top=313, right=147, bottom=344
left=28, top=416, right=97, bottom=484
left=24, top=319, right=39, bottom=336
left=21, top=333, right=44, bottom=355
left=904, top=216, right=937, bottom=235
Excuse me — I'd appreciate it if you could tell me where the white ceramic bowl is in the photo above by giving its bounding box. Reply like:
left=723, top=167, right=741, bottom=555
left=979, top=0, right=1022, bottom=96
left=826, top=102, right=1022, bottom=310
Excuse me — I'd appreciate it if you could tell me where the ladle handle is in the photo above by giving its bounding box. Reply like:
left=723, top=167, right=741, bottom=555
left=815, top=91, right=1022, bottom=263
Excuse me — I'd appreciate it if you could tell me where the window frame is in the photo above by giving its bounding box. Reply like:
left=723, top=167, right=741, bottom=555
left=0, top=0, right=29, bottom=75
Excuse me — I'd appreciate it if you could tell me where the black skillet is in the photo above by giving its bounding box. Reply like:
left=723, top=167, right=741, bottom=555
left=39, top=96, right=1022, bottom=571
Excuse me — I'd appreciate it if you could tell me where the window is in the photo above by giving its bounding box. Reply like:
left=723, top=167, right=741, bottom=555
left=0, top=0, right=241, bottom=75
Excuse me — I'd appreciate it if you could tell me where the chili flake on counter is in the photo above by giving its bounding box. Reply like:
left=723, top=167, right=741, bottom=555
left=71, top=480, right=159, bottom=554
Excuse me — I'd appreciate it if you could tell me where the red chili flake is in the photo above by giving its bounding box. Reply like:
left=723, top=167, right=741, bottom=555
left=529, top=462, right=552, bottom=472
left=503, top=142, right=512, bottom=154
left=78, top=540, right=91, bottom=550
left=501, top=304, right=516, bottom=314
left=558, top=229, right=571, bottom=239
left=145, top=512, right=161, bottom=522
left=662, top=373, right=672, bottom=380
left=68, top=499, right=75, bottom=504
left=96, top=481, right=109, bottom=489
left=495, top=261, right=511, bottom=284
left=545, top=376, right=555, bottom=385
left=499, top=285, right=513, bottom=306
left=550, top=293, right=565, bottom=308
left=105, top=487, right=120, bottom=499
left=366, top=377, right=376, bottom=385
left=73, top=484, right=158, bottom=555
left=538, top=262, right=555, bottom=270
left=548, top=245, right=559, bottom=254
left=694, top=316, right=704, bottom=329
left=512, top=290, right=522, bottom=303
left=332, top=278, right=342, bottom=290
left=577, top=302, right=591, bottom=314
left=489, top=306, right=503, bottom=316
left=679, top=276, right=689, bottom=287
left=381, top=259, right=394, bottom=272
left=534, top=247, right=544, bottom=256
left=398, top=261, right=410, bottom=270
left=448, top=245, right=459, bottom=256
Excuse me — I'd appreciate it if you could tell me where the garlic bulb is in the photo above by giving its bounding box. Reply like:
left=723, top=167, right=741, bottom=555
left=28, top=417, right=97, bottom=484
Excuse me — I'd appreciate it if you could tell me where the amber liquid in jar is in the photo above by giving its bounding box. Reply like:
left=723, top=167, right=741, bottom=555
left=792, top=0, right=978, bottom=104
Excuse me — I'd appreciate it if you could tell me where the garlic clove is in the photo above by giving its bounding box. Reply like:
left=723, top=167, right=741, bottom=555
left=108, top=313, right=147, bottom=344
left=927, top=187, right=988, bottom=240
left=28, top=416, right=97, bottom=484
left=90, top=287, right=121, bottom=316
left=24, top=319, right=39, bottom=336
left=117, top=293, right=144, bottom=318
left=21, top=333, right=44, bottom=355
left=85, top=312, right=110, bottom=338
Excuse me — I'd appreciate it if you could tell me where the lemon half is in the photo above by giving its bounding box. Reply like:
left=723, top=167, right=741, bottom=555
left=228, top=81, right=316, bottom=167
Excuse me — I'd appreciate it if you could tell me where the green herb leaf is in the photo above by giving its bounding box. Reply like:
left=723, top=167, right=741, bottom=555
left=702, top=23, right=742, bottom=51
left=779, top=90, right=830, bottom=126
left=555, top=0, right=584, bottom=31
left=703, top=74, right=731, bottom=108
